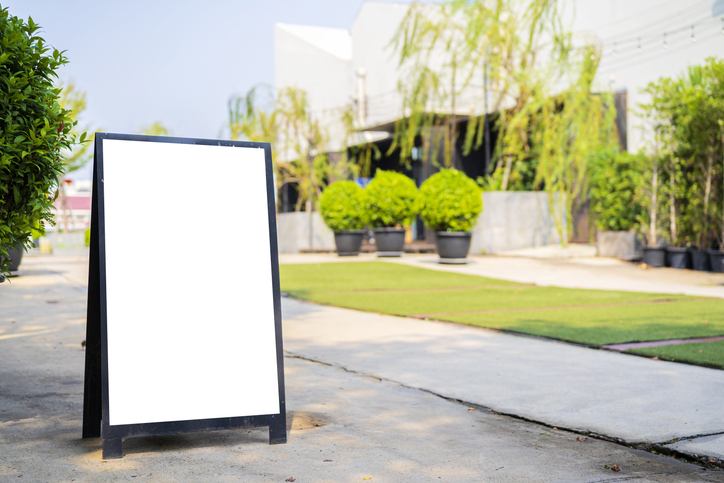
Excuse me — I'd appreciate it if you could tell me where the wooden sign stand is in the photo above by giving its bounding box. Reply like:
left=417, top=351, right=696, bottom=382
left=82, top=133, right=286, bottom=459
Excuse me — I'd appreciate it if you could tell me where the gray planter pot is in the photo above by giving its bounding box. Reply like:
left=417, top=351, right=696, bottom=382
left=708, top=250, right=724, bottom=273
left=435, top=231, right=472, bottom=264
left=642, top=246, right=666, bottom=267
left=691, top=249, right=710, bottom=271
left=7, top=243, right=23, bottom=273
left=666, top=247, right=691, bottom=269
left=334, top=230, right=365, bottom=256
left=373, top=227, right=405, bottom=257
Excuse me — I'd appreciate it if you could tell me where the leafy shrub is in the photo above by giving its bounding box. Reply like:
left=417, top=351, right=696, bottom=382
left=590, top=149, right=645, bottom=232
left=364, top=170, right=418, bottom=228
left=417, top=169, right=483, bottom=232
left=319, top=181, right=367, bottom=231
left=84, top=227, right=91, bottom=248
left=0, top=9, right=80, bottom=275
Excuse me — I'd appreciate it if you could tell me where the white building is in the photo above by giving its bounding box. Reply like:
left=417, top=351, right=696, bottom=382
left=275, top=0, right=723, bottom=155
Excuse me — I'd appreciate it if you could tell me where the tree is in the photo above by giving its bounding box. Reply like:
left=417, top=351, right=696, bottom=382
left=392, top=0, right=618, bottom=242
left=640, top=58, right=724, bottom=248
left=0, top=9, right=82, bottom=275
left=228, top=85, right=353, bottom=213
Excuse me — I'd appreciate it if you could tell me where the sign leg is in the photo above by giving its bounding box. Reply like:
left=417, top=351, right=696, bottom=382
left=102, top=438, right=123, bottom=459
left=269, top=415, right=287, bottom=444
left=82, top=154, right=102, bottom=439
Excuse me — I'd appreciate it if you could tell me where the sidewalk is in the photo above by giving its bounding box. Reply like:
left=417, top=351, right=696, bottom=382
left=1, top=253, right=722, bottom=481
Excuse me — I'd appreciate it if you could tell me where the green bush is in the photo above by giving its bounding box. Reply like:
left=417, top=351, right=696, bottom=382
left=590, top=149, right=645, bottom=232
left=0, top=9, right=80, bottom=275
left=364, top=170, right=418, bottom=228
left=417, top=169, right=483, bottom=232
left=319, top=181, right=367, bottom=231
left=84, top=227, right=91, bottom=247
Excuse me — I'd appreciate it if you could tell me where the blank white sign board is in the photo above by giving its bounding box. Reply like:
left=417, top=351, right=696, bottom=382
left=83, top=134, right=286, bottom=459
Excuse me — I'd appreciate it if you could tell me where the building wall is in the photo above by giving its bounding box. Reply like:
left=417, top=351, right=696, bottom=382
left=471, top=192, right=565, bottom=255
left=570, top=0, right=723, bottom=152
left=277, top=212, right=335, bottom=253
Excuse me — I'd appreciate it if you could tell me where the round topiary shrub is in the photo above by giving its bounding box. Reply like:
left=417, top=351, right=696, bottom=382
left=364, top=170, right=418, bottom=228
left=418, top=169, right=483, bottom=232
left=319, top=181, right=367, bottom=232
left=0, top=10, right=79, bottom=275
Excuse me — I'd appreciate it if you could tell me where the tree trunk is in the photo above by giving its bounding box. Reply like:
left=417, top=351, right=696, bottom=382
left=59, top=181, right=72, bottom=234
left=650, top=158, right=658, bottom=247
left=307, top=152, right=314, bottom=249
left=703, top=144, right=714, bottom=248
left=501, top=155, right=512, bottom=191
left=449, top=57, right=457, bottom=170
left=669, top=157, right=676, bottom=245
left=721, top=125, right=724, bottom=250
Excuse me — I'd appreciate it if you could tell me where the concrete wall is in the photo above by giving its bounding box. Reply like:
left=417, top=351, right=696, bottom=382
left=597, top=231, right=643, bottom=261
left=277, top=212, right=335, bottom=253
left=470, top=192, right=565, bottom=255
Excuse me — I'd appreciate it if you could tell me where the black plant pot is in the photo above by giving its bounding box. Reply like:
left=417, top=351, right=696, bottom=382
left=435, top=232, right=472, bottom=264
left=691, top=249, right=711, bottom=271
left=708, top=250, right=724, bottom=273
left=642, top=246, right=666, bottom=267
left=334, top=230, right=365, bottom=256
left=666, top=247, right=691, bottom=269
left=7, top=243, right=23, bottom=273
left=373, top=227, right=406, bottom=257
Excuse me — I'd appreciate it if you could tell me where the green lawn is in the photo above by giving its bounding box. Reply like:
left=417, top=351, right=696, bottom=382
left=280, top=261, right=724, bottom=367
left=628, top=340, right=724, bottom=368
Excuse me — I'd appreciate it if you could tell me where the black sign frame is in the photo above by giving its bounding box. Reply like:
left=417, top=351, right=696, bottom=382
left=82, top=133, right=286, bottom=459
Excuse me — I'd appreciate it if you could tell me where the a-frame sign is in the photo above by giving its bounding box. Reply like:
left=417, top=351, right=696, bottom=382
left=83, top=133, right=286, bottom=459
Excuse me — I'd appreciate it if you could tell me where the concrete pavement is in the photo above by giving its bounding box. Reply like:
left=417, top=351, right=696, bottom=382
left=282, top=296, right=724, bottom=456
left=1, top=252, right=723, bottom=481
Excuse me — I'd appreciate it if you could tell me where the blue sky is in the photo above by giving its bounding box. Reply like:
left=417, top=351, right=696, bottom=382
left=3, top=0, right=412, bottom=177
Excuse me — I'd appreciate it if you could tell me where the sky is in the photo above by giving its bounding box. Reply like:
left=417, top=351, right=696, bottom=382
left=2, top=0, right=413, bottom=179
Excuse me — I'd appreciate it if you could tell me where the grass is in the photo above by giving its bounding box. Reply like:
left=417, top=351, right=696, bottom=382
left=628, top=340, right=724, bottom=368
left=280, top=261, right=724, bottom=367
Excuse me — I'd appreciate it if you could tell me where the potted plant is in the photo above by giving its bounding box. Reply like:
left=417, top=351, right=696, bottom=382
left=417, top=169, right=482, bottom=263
left=319, top=181, right=368, bottom=256
left=589, top=149, right=644, bottom=260
left=640, top=152, right=666, bottom=267
left=364, top=170, right=418, bottom=257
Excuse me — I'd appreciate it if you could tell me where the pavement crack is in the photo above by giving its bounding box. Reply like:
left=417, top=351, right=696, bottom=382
left=283, top=351, right=724, bottom=471
left=657, top=430, right=724, bottom=445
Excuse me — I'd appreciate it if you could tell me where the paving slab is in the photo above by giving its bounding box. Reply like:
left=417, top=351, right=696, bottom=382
left=282, top=297, right=724, bottom=446
left=667, top=434, right=724, bottom=462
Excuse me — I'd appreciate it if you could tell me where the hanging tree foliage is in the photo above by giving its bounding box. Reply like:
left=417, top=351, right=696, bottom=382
left=229, top=85, right=354, bottom=212
left=392, top=0, right=618, bottom=242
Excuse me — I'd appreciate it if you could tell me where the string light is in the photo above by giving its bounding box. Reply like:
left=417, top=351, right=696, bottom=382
left=691, top=25, right=696, bottom=42
left=663, top=32, right=668, bottom=49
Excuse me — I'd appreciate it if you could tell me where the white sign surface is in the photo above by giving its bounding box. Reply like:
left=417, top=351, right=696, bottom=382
left=101, top=139, right=280, bottom=426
